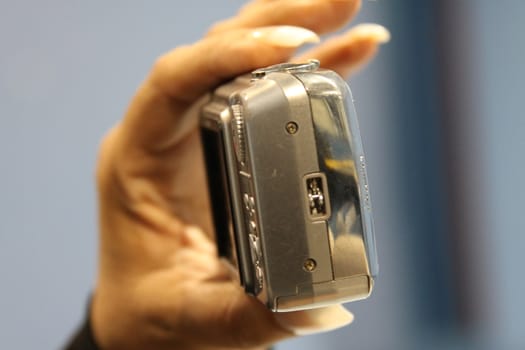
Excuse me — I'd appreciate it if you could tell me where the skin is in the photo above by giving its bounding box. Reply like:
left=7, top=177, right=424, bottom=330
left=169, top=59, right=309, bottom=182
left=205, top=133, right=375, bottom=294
left=91, top=0, right=386, bottom=349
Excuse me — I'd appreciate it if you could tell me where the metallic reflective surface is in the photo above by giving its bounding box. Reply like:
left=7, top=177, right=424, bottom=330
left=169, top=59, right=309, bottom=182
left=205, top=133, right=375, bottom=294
left=201, top=62, right=377, bottom=311
left=251, top=59, right=320, bottom=79
left=296, top=70, right=378, bottom=279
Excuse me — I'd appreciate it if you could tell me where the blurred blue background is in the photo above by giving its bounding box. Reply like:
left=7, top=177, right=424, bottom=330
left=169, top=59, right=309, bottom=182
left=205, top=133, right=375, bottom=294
left=0, top=1, right=523, bottom=349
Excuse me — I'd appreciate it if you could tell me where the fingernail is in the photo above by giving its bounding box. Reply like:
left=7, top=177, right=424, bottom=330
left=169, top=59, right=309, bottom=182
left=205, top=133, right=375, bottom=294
left=273, top=305, right=354, bottom=335
left=252, top=26, right=320, bottom=48
left=350, top=23, right=391, bottom=44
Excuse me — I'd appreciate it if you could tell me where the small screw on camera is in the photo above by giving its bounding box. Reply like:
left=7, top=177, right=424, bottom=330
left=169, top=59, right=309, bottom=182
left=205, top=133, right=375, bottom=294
left=303, top=258, right=317, bottom=272
left=285, top=121, right=298, bottom=134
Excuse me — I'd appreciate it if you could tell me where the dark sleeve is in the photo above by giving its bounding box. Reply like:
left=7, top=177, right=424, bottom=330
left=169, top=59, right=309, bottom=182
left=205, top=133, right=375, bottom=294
left=63, top=303, right=100, bottom=350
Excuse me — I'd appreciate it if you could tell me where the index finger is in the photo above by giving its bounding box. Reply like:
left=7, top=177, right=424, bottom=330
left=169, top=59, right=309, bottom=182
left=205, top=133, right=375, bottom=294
left=120, top=26, right=319, bottom=153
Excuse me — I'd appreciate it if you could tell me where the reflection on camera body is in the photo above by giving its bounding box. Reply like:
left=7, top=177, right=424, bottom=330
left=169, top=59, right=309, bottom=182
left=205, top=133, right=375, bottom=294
left=201, top=60, right=378, bottom=312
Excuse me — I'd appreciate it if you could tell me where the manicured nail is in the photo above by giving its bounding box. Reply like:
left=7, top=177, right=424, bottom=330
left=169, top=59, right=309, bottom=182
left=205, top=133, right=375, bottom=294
left=350, top=23, right=391, bottom=44
left=273, top=305, right=354, bottom=335
left=252, top=26, right=320, bottom=47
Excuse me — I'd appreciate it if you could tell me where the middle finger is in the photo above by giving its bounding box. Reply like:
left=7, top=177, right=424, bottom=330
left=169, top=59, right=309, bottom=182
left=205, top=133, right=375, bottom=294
left=208, top=0, right=361, bottom=36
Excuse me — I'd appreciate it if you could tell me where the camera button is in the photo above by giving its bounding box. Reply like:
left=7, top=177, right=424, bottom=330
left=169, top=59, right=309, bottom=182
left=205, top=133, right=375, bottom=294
left=249, top=234, right=263, bottom=268
left=255, top=265, right=263, bottom=290
left=249, top=220, right=257, bottom=234
left=244, top=193, right=256, bottom=216
left=243, top=193, right=250, bottom=210
left=249, top=233, right=260, bottom=254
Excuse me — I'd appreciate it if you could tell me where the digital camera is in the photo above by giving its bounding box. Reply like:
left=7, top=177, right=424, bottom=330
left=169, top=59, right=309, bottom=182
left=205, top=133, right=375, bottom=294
left=200, top=60, right=378, bottom=312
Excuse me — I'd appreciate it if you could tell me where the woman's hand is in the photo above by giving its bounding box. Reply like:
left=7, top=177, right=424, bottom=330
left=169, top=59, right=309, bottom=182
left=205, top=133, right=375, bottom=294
left=91, top=1, right=390, bottom=349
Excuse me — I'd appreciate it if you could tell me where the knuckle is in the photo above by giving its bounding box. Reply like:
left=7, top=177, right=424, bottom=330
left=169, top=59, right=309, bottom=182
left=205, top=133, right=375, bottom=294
left=206, top=21, right=229, bottom=37
left=301, top=0, right=360, bottom=31
left=95, top=126, right=119, bottom=191
left=222, top=297, right=279, bottom=348
left=150, top=46, right=189, bottom=80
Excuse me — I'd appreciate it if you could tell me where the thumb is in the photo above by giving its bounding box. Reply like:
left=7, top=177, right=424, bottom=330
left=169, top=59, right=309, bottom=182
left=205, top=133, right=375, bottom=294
left=274, top=305, right=354, bottom=336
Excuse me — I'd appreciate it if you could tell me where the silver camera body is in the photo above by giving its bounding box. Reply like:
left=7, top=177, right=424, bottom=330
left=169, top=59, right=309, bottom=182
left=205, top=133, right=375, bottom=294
left=200, top=60, right=378, bottom=312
